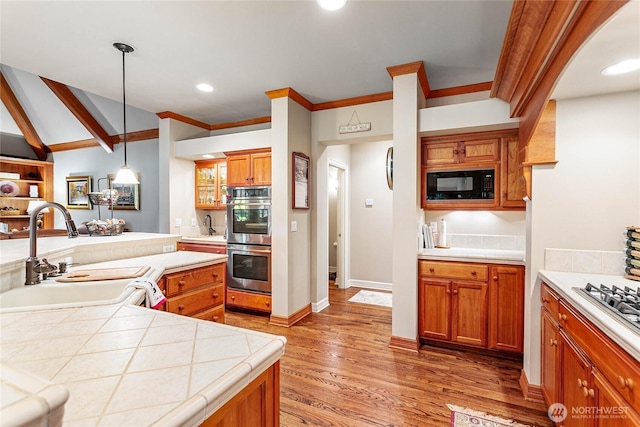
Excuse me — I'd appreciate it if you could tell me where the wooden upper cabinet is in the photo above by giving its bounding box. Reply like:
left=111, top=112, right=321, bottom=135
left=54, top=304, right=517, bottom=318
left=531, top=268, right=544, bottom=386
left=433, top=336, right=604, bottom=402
left=195, top=159, right=227, bottom=210
left=500, top=136, right=526, bottom=208
left=226, top=149, right=271, bottom=187
left=423, top=139, right=499, bottom=167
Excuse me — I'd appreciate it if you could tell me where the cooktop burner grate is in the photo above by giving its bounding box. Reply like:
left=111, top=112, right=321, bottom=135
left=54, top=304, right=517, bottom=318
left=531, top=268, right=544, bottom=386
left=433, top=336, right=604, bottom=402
left=576, top=283, right=640, bottom=330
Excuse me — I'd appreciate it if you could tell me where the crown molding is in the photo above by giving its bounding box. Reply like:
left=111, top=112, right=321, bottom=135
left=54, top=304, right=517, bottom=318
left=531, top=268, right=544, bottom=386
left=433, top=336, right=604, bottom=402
left=386, top=61, right=430, bottom=99
left=265, top=87, right=313, bottom=111
left=156, top=111, right=210, bottom=130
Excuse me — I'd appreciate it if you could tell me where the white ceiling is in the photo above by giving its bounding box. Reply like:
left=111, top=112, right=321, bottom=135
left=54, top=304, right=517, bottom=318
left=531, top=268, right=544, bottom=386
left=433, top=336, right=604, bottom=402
left=0, top=0, right=513, bottom=125
left=0, top=1, right=638, bottom=134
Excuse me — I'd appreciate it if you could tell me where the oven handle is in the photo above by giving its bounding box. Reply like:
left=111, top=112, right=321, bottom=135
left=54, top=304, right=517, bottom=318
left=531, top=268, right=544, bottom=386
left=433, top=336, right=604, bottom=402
left=228, top=247, right=272, bottom=254
left=229, top=202, right=271, bottom=207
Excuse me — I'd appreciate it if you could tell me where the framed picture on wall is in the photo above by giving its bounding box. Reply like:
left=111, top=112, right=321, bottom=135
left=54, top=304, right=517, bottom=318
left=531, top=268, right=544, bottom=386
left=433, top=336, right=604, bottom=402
left=66, top=176, right=92, bottom=209
left=107, top=174, right=140, bottom=210
left=292, top=152, right=310, bottom=209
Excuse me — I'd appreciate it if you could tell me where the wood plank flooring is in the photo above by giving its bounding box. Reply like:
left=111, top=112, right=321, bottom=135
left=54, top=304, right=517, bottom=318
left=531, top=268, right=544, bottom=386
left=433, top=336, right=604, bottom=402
left=224, top=286, right=553, bottom=427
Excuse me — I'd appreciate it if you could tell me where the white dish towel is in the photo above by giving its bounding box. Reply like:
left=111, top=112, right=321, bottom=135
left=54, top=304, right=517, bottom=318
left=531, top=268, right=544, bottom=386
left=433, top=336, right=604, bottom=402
left=126, top=277, right=167, bottom=309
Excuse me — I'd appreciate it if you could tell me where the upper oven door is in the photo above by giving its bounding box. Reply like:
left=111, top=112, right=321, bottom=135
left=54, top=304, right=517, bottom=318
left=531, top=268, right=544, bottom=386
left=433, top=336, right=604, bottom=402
left=227, top=200, right=271, bottom=245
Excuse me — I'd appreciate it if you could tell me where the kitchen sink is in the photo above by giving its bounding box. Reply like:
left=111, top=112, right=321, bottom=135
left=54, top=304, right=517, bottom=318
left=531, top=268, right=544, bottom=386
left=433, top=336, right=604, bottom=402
left=0, top=281, right=143, bottom=312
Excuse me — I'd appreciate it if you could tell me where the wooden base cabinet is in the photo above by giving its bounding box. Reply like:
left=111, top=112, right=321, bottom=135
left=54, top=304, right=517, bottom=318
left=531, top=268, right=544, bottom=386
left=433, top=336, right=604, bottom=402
left=418, top=260, right=522, bottom=354
left=162, top=263, right=226, bottom=323
left=540, top=283, right=640, bottom=426
left=178, top=241, right=226, bottom=255
left=226, top=288, right=271, bottom=314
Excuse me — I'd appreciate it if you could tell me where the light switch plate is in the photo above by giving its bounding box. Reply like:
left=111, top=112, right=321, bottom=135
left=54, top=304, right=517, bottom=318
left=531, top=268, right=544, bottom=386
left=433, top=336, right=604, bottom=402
left=365, top=198, right=374, bottom=207
left=175, top=218, right=182, bottom=227
left=191, top=217, right=197, bottom=226
left=290, top=221, right=297, bottom=232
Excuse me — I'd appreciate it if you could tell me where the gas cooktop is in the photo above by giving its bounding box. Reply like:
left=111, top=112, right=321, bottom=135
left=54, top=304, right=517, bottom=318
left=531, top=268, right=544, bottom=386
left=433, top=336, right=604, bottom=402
left=576, top=283, right=640, bottom=330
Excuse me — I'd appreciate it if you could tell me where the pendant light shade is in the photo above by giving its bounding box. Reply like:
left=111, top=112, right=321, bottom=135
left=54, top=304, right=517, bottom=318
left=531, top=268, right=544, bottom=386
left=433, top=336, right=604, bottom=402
left=112, top=42, right=139, bottom=185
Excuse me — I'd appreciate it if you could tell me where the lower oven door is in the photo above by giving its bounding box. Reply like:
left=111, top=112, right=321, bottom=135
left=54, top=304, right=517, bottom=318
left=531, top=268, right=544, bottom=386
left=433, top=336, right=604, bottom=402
left=227, top=244, right=271, bottom=294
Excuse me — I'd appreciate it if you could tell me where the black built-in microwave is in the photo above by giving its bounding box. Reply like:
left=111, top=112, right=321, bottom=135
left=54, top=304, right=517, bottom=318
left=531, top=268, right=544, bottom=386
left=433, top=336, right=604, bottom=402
left=426, top=168, right=495, bottom=200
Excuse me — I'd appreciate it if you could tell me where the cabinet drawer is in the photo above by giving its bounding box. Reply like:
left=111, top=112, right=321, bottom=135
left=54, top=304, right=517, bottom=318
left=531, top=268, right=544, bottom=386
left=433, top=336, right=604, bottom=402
left=559, top=300, right=640, bottom=410
left=166, top=283, right=225, bottom=316
left=192, top=305, right=224, bottom=323
left=227, top=289, right=271, bottom=313
left=540, top=283, right=560, bottom=322
left=166, top=263, right=225, bottom=296
left=419, top=260, right=488, bottom=281
left=178, top=242, right=226, bottom=254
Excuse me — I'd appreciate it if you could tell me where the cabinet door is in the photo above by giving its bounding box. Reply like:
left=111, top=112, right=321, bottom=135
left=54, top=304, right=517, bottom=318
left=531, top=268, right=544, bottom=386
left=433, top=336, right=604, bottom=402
left=227, top=154, right=251, bottom=186
left=422, top=141, right=459, bottom=166
left=541, top=309, right=560, bottom=406
left=488, top=265, right=524, bottom=353
left=561, top=331, right=595, bottom=427
left=195, top=161, right=217, bottom=209
left=593, top=370, right=640, bottom=427
left=500, top=136, right=526, bottom=208
left=451, top=280, right=487, bottom=347
left=418, top=278, right=451, bottom=341
left=251, top=152, right=272, bottom=185
left=218, top=163, right=227, bottom=206
left=461, top=139, right=499, bottom=163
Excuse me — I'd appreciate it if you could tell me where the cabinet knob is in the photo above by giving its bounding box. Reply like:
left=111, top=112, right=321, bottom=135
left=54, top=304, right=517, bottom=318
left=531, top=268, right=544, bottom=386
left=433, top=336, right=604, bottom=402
left=452, top=289, right=459, bottom=295
left=471, top=271, right=477, bottom=276
left=549, top=339, right=557, bottom=347
left=212, top=316, right=219, bottom=322
left=577, top=378, right=583, bottom=388
left=493, top=276, right=498, bottom=281
left=542, top=297, right=550, bottom=303
left=212, top=273, right=219, bottom=279
left=559, top=313, right=567, bottom=321
left=446, top=289, right=451, bottom=294
left=618, top=376, right=634, bottom=390
left=429, top=268, right=435, bottom=273
left=453, top=149, right=458, bottom=154
left=213, top=293, right=219, bottom=299
left=178, top=304, right=185, bottom=311
left=231, top=295, right=236, bottom=301
left=178, top=281, right=185, bottom=287
left=266, top=301, right=270, bottom=307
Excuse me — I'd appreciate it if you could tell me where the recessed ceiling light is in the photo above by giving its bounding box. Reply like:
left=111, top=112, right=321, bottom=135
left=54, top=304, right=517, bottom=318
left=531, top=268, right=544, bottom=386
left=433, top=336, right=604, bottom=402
left=317, top=0, right=346, bottom=11
left=601, top=59, right=640, bottom=76
left=202, top=154, right=215, bottom=159
left=197, top=83, right=214, bottom=92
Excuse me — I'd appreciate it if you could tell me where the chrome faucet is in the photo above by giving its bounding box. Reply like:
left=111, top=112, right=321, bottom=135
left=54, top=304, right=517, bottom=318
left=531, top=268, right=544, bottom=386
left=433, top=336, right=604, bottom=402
left=204, top=214, right=215, bottom=236
left=25, top=202, right=78, bottom=285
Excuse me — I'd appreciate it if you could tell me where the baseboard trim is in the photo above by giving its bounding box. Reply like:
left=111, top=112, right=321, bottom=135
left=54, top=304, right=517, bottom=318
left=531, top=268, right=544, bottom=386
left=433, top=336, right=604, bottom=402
left=312, top=297, right=330, bottom=313
left=519, top=369, right=545, bottom=403
left=269, top=303, right=312, bottom=327
left=348, top=279, right=392, bottom=292
left=389, top=336, right=419, bottom=353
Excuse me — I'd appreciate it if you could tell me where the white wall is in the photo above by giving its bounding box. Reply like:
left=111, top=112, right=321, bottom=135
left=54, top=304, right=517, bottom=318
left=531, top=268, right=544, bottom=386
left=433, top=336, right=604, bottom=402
left=349, top=139, right=393, bottom=288
left=524, top=90, right=640, bottom=386
left=424, top=211, right=525, bottom=237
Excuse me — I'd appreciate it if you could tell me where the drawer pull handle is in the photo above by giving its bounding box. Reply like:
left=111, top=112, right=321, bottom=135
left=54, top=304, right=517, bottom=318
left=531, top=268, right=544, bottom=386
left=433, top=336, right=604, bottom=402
left=549, top=339, right=557, bottom=347
left=559, top=313, right=567, bottom=321
left=178, top=304, right=185, bottom=311
left=265, top=301, right=270, bottom=307
left=231, top=295, right=236, bottom=301
left=493, top=276, right=498, bottom=281
left=213, top=293, right=219, bottom=299
left=212, top=316, right=219, bottom=322
left=471, top=271, right=477, bottom=276
left=582, top=387, right=594, bottom=398
left=429, top=268, right=435, bottom=273
left=212, top=273, right=219, bottom=278
left=542, top=297, right=550, bottom=303
left=618, top=376, right=634, bottom=390
left=178, top=281, right=185, bottom=287
left=577, top=378, right=583, bottom=388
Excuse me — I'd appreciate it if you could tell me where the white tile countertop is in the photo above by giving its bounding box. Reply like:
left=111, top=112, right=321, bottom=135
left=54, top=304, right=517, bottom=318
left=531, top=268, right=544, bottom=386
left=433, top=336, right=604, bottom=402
left=418, top=247, right=525, bottom=265
left=180, top=235, right=228, bottom=245
left=538, top=270, right=639, bottom=361
left=0, top=247, right=286, bottom=426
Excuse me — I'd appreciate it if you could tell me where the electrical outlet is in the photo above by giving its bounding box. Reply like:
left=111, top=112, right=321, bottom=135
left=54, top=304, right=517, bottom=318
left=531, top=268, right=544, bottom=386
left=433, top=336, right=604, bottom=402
left=191, top=217, right=197, bottom=227
left=175, top=218, right=182, bottom=227
left=163, top=244, right=174, bottom=253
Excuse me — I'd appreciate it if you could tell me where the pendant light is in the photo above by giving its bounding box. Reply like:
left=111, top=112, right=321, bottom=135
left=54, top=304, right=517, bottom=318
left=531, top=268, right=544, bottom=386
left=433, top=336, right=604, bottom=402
left=112, top=42, right=139, bottom=185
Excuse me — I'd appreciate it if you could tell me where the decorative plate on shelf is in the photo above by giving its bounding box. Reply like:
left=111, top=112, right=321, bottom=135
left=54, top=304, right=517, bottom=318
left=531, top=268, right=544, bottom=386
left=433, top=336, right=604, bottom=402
left=0, top=180, right=19, bottom=197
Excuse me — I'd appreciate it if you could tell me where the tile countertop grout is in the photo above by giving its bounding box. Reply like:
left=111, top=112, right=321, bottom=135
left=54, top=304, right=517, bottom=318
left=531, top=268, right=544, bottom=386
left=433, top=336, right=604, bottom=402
left=0, top=243, right=286, bottom=426
left=539, top=270, right=639, bottom=362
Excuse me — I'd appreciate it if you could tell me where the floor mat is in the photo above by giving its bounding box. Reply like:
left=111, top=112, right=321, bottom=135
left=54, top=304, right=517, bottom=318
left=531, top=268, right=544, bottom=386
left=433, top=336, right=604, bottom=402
left=348, top=290, right=392, bottom=307
left=447, top=404, right=532, bottom=427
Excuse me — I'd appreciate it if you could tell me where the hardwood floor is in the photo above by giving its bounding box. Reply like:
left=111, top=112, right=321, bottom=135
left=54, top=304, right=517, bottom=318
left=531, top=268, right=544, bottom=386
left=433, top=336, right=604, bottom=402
left=225, top=286, right=553, bottom=427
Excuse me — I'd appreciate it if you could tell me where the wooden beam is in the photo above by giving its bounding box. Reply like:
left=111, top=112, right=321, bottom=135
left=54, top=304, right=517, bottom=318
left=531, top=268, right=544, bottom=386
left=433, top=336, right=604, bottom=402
left=0, top=71, right=49, bottom=160
left=48, top=128, right=159, bottom=152
left=491, top=0, right=627, bottom=144
left=40, top=77, right=115, bottom=153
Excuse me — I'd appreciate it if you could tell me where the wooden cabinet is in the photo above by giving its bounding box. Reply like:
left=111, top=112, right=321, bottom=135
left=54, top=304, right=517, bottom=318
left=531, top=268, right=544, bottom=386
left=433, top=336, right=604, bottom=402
left=488, top=265, right=524, bottom=353
left=227, top=288, right=271, bottom=314
left=162, top=263, right=226, bottom=323
left=421, top=130, right=524, bottom=211
left=195, top=159, right=227, bottom=210
left=178, top=241, right=226, bottom=255
left=419, top=260, right=490, bottom=349
left=500, top=136, right=526, bottom=208
left=201, top=361, right=280, bottom=427
left=418, top=260, right=523, bottom=355
left=423, top=138, right=499, bottom=167
left=540, top=282, right=640, bottom=425
left=226, top=149, right=271, bottom=187
left=0, top=156, right=53, bottom=231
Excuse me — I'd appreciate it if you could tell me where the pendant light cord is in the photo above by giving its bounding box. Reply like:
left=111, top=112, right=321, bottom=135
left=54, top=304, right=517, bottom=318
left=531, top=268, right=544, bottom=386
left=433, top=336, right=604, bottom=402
left=121, top=47, right=127, bottom=166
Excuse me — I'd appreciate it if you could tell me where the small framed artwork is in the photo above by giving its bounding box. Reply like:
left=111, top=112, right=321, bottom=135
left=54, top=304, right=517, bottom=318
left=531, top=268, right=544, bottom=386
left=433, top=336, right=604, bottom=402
left=66, top=176, right=92, bottom=209
left=107, top=174, right=140, bottom=210
left=292, top=152, right=310, bottom=209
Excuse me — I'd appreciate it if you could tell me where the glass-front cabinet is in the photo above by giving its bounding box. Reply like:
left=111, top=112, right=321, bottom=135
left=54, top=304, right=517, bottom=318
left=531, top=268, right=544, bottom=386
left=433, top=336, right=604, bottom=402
left=195, top=159, right=227, bottom=210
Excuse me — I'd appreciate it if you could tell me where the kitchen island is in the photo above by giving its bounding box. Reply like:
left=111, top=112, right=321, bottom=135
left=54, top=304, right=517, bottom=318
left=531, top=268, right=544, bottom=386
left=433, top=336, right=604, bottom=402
left=0, top=233, right=285, bottom=426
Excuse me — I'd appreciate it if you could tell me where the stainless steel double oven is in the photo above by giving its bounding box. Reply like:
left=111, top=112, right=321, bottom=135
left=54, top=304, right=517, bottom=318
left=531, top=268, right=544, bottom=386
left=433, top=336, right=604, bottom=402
left=226, top=186, right=271, bottom=294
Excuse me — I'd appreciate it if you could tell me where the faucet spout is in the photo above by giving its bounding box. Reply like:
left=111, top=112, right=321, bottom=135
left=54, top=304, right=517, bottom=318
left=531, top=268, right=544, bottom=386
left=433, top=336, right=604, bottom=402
left=26, top=201, right=78, bottom=285
left=204, top=214, right=215, bottom=236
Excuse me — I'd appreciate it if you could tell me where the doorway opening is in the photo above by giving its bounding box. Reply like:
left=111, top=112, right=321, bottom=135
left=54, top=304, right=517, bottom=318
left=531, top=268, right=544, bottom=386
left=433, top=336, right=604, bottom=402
left=328, top=161, right=346, bottom=289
